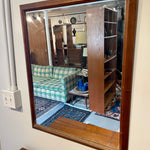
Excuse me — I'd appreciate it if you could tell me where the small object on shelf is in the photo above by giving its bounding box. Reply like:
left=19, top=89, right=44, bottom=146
left=105, top=48, right=113, bottom=59
left=77, top=69, right=88, bottom=77
left=78, top=79, right=84, bottom=90
left=81, top=85, right=86, bottom=91
left=108, top=49, right=113, bottom=55
left=81, top=83, right=89, bottom=91
left=77, top=78, right=88, bottom=92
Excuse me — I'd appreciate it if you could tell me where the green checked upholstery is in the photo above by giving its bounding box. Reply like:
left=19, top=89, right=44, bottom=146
left=53, top=67, right=76, bottom=79
left=32, top=76, right=51, bottom=87
left=31, top=64, right=80, bottom=102
left=36, top=78, right=63, bottom=91
left=32, top=64, right=53, bottom=77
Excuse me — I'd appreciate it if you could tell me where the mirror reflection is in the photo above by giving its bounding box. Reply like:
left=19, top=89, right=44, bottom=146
left=26, top=0, right=125, bottom=132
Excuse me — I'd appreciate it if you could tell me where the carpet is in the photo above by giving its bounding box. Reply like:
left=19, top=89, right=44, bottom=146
left=105, top=99, right=121, bottom=120
left=34, top=96, right=61, bottom=118
left=41, top=104, right=91, bottom=127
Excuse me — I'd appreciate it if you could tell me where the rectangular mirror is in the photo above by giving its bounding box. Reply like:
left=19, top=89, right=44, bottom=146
left=20, top=0, right=137, bottom=149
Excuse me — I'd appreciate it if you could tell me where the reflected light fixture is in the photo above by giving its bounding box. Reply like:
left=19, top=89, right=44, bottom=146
left=26, top=16, right=32, bottom=22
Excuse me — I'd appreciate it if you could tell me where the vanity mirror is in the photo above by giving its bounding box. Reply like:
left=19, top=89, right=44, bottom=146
left=20, top=0, right=137, bottom=149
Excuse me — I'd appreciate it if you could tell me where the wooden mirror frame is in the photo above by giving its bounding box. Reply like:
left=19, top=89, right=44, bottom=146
left=20, top=0, right=138, bottom=149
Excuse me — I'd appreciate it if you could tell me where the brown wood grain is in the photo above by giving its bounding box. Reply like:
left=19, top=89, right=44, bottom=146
left=20, top=6, right=36, bottom=127
left=53, top=25, right=63, bottom=49
left=67, top=48, right=83, bottom=68
left=27, top=19, right=49, bottom=65
left=67, top=24, right=73, bottom=48
left=49, top=117, right=120, bottom=150
left=120, top=0, right=138, bottom=149
left=87, top=7, right=104, bottom=114
left=48, top=19, right=55, bottom=66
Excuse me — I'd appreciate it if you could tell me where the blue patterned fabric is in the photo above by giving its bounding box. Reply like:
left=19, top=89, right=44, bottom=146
left=31, top=64, right=80, bottom=102
left=34, top=96, right=61, bottom=118
left=41, top=104, right=91, bottom=127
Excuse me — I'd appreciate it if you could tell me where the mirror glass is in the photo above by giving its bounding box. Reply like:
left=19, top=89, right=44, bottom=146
left=26, top=0, right=125, bottom=133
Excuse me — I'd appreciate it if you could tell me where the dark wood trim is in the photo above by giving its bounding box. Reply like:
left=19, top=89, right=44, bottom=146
left=20, top=6, right=36, bottom=127
left=20, top=0, right=138, bottom=149
left=120, top=0, right=138, bottom=149
left=20, top=0, right=102, bottom=12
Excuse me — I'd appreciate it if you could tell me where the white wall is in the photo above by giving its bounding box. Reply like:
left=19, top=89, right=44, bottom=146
left=0, top=0, right=150, bottom=150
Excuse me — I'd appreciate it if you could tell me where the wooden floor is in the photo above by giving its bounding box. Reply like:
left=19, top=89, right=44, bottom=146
left=49, top=117, right=120, bottom=150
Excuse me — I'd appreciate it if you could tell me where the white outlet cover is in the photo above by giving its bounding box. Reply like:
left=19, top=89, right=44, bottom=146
left=2, top=90, right=22, bottom=109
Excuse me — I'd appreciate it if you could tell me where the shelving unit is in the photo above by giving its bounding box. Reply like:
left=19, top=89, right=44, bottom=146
left=104, top=55, right=116, bottom=63
left=104, top=68, right=116, bottom=79
left=104, top=7, right=117, bottom=111
left=87, top=6, right=117, bottom=113
left=104, top=92, right=114, bottom=108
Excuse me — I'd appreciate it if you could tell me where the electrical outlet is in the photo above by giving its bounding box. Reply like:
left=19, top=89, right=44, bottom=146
left=2, top=90, right=21, bottom=109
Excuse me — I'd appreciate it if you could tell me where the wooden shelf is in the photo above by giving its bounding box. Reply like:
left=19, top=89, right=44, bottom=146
left=104, top=6, right=117, bottom=12
left=104, top=92, right=115, bottom=108
left=104, top=35, right=117, bottom=39
left=104, top=21, right=117, bottom=24
left=104, top=55, right=116, bottom=63
left=104, top=80, right=115, bottom=93
left=104, top=68, right=116, bottom=79
left=87, top=6, right=117, bottom=114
